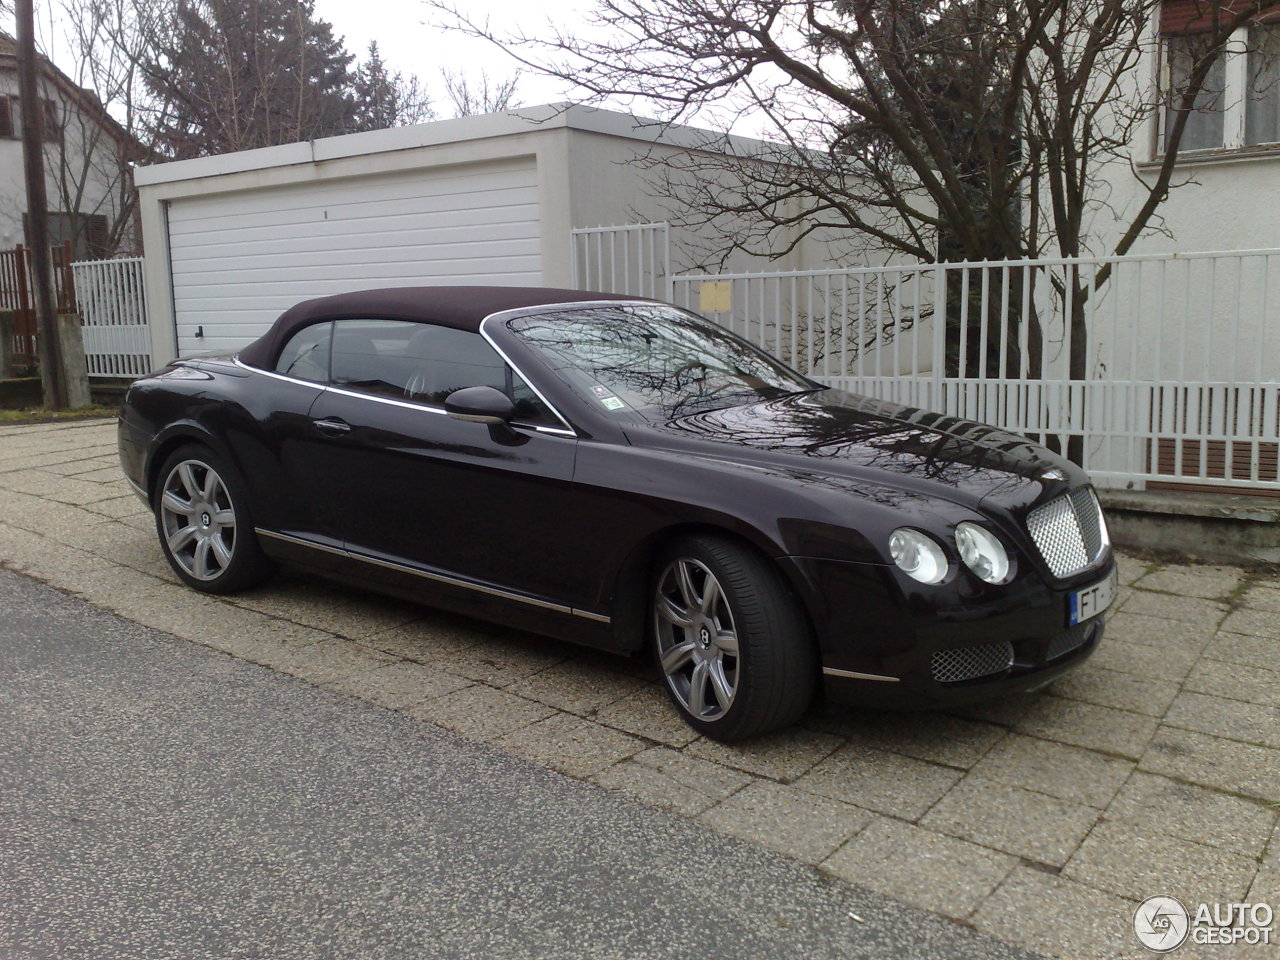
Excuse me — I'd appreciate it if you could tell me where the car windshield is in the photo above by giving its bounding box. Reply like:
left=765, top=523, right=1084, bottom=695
left=505, top=304, right=817, bottom=422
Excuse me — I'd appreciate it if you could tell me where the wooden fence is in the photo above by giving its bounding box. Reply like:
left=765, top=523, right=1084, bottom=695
left=0, top=242, right=78, bottom=370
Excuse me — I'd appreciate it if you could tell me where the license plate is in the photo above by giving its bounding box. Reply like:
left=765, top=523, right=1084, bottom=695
left=1069, top=567, right=1118, bottom=626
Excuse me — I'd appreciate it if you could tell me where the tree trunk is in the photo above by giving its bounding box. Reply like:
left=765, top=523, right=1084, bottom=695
left=1066, top=272, right=1089, bottom=467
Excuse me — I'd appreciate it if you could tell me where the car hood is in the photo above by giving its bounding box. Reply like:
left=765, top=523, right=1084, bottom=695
left=628, top=388, right=1079, bottom=513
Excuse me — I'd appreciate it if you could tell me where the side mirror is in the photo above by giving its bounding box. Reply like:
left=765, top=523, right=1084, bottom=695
left=444, top=385, right=516, bottom=425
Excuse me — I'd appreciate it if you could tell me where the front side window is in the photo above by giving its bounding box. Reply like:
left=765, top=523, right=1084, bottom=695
left=1164, top=34, right=1227, bottom=151
left=505, top=304, right=815, bottom=422
left=275, top=321, right=332, bottom=383
left=329, top=319, right=558, bottom=425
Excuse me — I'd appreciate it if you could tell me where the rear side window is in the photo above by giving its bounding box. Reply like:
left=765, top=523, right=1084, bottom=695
left=329, top=319, right=559, bottom=426
left=275, top=321, right=332, bottom=382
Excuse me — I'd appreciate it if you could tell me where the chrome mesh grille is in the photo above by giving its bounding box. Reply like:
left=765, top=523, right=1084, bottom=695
left=1027, top=487, right=1107, bottom=578
left=931, top=641, right=1014, bottom=684
left=1046, top=622, right=1093, bottom=661
left=1070, top=487, right=1105, bottom=558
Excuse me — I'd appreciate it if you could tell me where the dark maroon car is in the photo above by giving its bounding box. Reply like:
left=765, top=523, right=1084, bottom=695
left=118, top=286, right=1116, bottom=740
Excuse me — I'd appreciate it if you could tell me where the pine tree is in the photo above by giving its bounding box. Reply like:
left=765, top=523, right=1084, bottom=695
left=142, top=0, right=356, bottom=158
left=352, top=41, right=434, bottom=132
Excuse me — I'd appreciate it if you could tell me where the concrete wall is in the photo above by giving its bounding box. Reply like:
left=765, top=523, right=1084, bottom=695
left=562, top=128, right=840, bottom=276
left=135, top=105, right=889, bottom=367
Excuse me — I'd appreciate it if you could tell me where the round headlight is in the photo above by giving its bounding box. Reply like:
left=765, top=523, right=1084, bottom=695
left=889, top=528, right=949, bottom=584
left=955, top=522, right=1010, bottom=584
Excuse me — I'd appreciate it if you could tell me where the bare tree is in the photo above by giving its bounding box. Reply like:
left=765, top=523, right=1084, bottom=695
left=441, top=67, right=521, bottom=116
left=38, top=0, right=153, bottom=256
left=434, top=0, right=1279, bottom=462
left=0, top=2, right=149, bottom=257
left=435, top=1, right=1277, bottom=261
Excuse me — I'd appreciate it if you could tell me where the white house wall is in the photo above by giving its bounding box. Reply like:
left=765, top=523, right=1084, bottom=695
left=0, top=77, right=22, bottom=246
left=1069, top=15, right=1280, bottom=257
left=1090, top=149, right=1280, bottom=255
left=0, top=69, right=131, bottom=252
left=1046, top=19, right=1280, bottom=391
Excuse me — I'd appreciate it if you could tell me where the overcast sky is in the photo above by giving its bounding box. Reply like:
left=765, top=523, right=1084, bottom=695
left=311, top=0, right=588, bottom=112
left=2, top=0, right=590, bottom=112
left=2, top=0, right=744, bottom=134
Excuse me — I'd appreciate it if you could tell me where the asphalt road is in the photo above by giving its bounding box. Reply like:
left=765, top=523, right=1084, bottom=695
left=0, top=568, right=1039, bottom=960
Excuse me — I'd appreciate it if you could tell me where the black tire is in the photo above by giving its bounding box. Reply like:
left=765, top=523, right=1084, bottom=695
left=650, top=533, right=818, bottom=741
left=153, top=443, right=275, bottom=594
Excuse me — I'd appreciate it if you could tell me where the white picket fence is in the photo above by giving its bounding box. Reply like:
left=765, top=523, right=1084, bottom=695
left=570, top=223, right=671, bottom=302
left=575, top=226, right=1280, bottom=493
left=61, top=232, right=1280, bottom=493
left=70, top=257, right=151, bottom=378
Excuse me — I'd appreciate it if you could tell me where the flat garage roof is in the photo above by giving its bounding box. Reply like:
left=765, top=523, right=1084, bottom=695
left=132, top=103, right=788, bottom=189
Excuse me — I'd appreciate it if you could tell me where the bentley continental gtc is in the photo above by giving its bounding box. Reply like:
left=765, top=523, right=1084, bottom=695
left=118, top=287, right=1116, bottom=740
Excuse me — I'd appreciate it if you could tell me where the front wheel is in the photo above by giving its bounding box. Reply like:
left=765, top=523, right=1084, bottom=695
left=154, top=444, right=274, bottom=594
left=652, top=534, right=817, bottom=741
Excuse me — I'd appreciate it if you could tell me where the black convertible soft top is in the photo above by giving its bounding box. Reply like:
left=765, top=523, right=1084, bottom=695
left=238, top=285, right=648, bottom=370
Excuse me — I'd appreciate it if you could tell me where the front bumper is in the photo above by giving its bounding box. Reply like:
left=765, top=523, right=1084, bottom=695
left=782, top=553, right=1115, bottom=710
left=821, top=617, right=1103, bottom=710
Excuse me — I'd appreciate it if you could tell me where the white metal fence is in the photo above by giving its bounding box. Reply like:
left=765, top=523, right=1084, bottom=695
left=70, top=257, right=151, bottom=378
left=571, top=224, right=1277, bottom=493
left=571, top=222, right=672, bottom=302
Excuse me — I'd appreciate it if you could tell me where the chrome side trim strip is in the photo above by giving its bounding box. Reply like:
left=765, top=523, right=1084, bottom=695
left=256, top=528, right=347, bottom=557
left=234, top=357, right=326, bottom=389
left=345, top=549, right=574, bottom=615
left=477, top=312, right=580, bottom=436
left=254, top=527, right=609, bottom=623
left=235, top=358, right=575, bottom=437
left=481, top=300, right=659, bottom=326
left=325, top=382, right=450, bottom=415
left=822, top=667, right=901, bottom=682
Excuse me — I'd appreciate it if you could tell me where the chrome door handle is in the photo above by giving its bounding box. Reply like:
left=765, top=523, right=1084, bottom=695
left=313, top=417, right=351, bottom=436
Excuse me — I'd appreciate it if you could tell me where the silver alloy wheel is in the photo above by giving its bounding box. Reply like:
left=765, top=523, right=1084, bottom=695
left=159, top=459, right=237, bottom=581
left=654, top=558, right=740, bottom=721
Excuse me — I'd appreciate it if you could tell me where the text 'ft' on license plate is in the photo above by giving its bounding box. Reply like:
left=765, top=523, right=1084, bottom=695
left=1069, top=567, right=1118, bottom=626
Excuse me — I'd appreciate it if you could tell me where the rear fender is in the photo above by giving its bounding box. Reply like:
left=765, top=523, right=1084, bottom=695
left=144, top=419, right=241, bottom=502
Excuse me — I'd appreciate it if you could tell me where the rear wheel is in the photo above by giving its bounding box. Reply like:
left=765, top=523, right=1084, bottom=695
left=652, top=534, right=817, bottom=741
left=154, top=444, right=274, bottom=594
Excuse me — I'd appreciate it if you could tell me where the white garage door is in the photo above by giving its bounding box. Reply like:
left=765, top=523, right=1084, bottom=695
left=166, top=158, right=541, bottom=356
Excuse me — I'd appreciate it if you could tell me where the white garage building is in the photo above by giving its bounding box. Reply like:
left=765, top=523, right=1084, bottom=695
left=134, top=104, right=825, bottom=367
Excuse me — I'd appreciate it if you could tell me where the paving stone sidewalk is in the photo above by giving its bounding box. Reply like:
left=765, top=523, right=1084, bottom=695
left=2, top=417, right=1277, bottom=960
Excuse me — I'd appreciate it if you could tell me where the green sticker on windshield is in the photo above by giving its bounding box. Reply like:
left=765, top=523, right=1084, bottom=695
left=601, top=396, right=626, bottom=411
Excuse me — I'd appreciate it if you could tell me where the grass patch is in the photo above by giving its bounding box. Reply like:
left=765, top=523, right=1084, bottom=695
left=0, top=404, right=118, bottom=424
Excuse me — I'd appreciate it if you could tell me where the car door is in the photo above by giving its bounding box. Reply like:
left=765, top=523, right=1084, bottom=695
left=234, top=319, right=344, bottom=556
left=304, top=318, right=590, bottom=607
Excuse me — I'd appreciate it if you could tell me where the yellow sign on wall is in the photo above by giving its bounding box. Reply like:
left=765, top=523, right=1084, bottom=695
left=698, top=281, right=733, bottom=314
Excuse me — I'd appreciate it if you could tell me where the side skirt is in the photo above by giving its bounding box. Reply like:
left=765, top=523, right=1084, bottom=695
left=254, top=528, right=623, bottom=651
